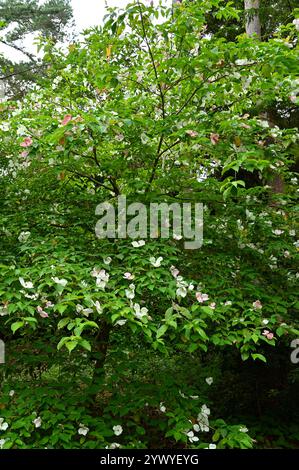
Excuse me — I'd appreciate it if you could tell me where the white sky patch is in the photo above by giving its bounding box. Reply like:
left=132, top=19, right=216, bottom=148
left=72, top=0, right=130, bottom=32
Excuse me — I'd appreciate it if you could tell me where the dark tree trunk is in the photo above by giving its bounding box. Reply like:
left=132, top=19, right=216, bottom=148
left=90, top=320, right=112, bottom=389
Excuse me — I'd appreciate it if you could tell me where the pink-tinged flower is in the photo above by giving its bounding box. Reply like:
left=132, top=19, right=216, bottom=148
left=20, top=137, right=33, bottom=147
left=210, top=133, right=220, bottom=145
left=20, top=151, right=29, bottom=158
left=196, top=292, right=209, bottom=303
left=240, top=123, right=251, bottom=129
left=262, top=330, right=274, bottom=340
left=186, top=129, right=198, bottom=138
left=37, top=306, right=48, bottom=318
left=170, top=266, right=179, bottom=278
left=253, top=300, right=262, bottom=310
left=61, top=114, right=72, bottom=126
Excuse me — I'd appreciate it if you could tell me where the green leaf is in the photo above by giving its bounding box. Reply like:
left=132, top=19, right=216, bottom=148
left=58, top=317, right=71, bottom=329
left=251, top=353, right=267, bottom=363
left=11, top=321, right=24, bottom=334
left=156, top=324, right=168, bottom=339
left=80, top=339, right=92, bottom=351
left=66, top=341, right=78, bottom=353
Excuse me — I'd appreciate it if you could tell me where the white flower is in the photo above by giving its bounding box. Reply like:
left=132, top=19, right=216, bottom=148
left=18, top=231, right=31, bottom=243
left=133, top=303, right=148, bottom=319
left=113, top=425, right=123, bottom=436
left=115, top=319, right=127, bottom=326
left=246, top=210, right=255, bottom=221
left=197, top=414, right=209, bottom=432
left=125, top=284, right=135, bottom=300
left=186, top=430, right=199, bottom=443
left=32, top=416, right=42, bottom=428
left=76, top=304, right=93, bottom=317
left=293, top=18, right=299, bottom=31
left=78, top=424, right=89, bottom=436
left=196, top=403, right=211, bottom=433
left=289, top=230, right=296, bottom=236
left=103, top=257, right=112, bottom=265
left=262, top=319, right=269, bottom=325
left=115, top=133, right=124, bottom=142
left=52, top=277, right=68, bottom=287
left=136, top=71, right=144, bottom=83
left=252, top=300, right=262, bottom=310
left=9, top=390, right=15, bottom=397
left=235, top=59, right=250, bottom=66
left=224, top=301, right=232, bottom=306
left=106, top=442, right=121, bottom=449
left=132, top=240, right=146, bottom=248
left=93, top=301, right=102, bottom=314
left=205, top=443, right=216, bottom=449
left=209, top=302, right=216, bottom=310
left=19, top=277, right=34, bottom=289
left=205, top=377, right=213, bottom=386
left=173, top=233, right=182, bottom=240
left=96, top=278, right=107, bottom=289
left=141, top=132, right=150, bottom=145
left=196, top=292, right=209, bottom=303
left=272, top=229, right=284, bottom=236
left=24, top=292, right=39, bottom=300
left=150, top=256, right=163, bottom=267
left=170, top=266, right=179, bottom=278
left=123, top=272, right=134, bottom=280
left=201, top=404, right=210, bottom=416
left=159, top=403, right=166, bottom=413
left=239, top=427, right=248, bottom=433
left=91, top=269, right=109, bottom=289
left=0, top=418, right=8, bottom=431
left=0, top=305, right=8, bottom=317
left=91, top=268, right=107, bottom=280
left=0, top=122, right=9, bottom=131
left=188, top=284, right=194, bottom=291
left=176, top=286, right=187, bottom=298
left=0, top=438, right=6, bottom=449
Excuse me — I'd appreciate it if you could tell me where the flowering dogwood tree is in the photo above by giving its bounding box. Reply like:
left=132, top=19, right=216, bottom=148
left=0, top=0, right=298, bottom=450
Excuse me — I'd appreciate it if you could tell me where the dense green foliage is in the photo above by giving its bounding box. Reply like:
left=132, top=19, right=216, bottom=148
left=0, top=0, right=298, bottom=449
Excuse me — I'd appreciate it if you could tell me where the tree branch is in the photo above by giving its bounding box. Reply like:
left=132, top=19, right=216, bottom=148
left=0, top=39, right=35, bottom=61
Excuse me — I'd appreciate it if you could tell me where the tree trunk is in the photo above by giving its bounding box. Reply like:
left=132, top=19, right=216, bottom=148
left=244, top=0, right=261, bottom=38
left=90, top=320, right=111, bottom=389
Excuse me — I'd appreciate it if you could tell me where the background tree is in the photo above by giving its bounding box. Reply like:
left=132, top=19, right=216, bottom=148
left=244, top=0, right=261, bottom=38
left=0, top=0, right=74, bottom=99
